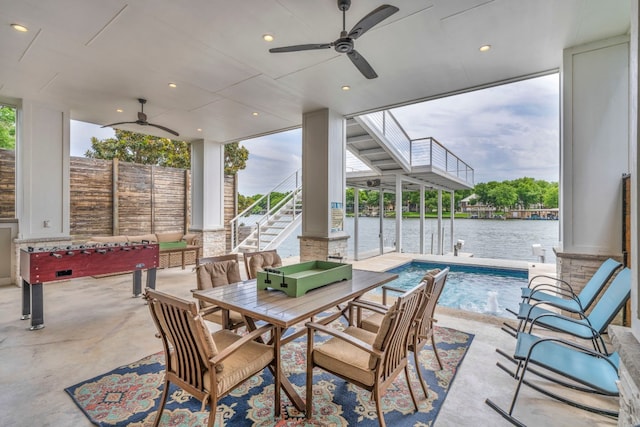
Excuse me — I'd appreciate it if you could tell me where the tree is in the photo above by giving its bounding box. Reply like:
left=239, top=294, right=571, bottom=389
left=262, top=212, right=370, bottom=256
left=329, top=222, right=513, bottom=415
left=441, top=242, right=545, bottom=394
left=85, top=130, right=249, bottom=175
left=489, top=183, right=518, bottom=212
left=85, top=129, right=190, bottom=168
left=543, top=184, right=559, bottom=208
left=0, top=106, right=16, bottom=150
left=224, top=142, right=249, bottom=175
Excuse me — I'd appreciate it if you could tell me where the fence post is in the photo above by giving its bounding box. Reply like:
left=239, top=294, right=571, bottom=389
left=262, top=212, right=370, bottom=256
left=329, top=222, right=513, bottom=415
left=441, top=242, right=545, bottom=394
left=112, top=158, right=119, bottom=235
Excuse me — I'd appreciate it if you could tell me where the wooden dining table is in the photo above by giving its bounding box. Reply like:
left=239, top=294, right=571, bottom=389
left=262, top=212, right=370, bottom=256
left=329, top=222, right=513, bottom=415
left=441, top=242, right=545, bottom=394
left=193, top=268, right=398, bottom=416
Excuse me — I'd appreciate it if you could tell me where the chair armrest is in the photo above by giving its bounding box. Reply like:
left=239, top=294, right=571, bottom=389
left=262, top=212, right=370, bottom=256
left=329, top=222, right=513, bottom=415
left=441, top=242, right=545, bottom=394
left=348, top=299, right=389, bottom=314
left=210, top=324, right=275, bottom=365
left=306, top=321, right=382, bottom=358
left=199, top=305, right=222, bottom=316
left=528, top=275, right=574, bottom=292
left=381, top=284, right=405, bottom=304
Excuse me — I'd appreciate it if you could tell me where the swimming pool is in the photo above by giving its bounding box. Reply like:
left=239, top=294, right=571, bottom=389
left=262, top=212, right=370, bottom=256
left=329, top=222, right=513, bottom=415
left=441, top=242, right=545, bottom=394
left=383, top=262, right=528, bottom=318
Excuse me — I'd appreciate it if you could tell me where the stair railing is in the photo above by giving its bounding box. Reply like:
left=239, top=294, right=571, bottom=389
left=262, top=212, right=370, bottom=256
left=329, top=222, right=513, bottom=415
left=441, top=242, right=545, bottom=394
left=230, top=168, right=302, bottom=252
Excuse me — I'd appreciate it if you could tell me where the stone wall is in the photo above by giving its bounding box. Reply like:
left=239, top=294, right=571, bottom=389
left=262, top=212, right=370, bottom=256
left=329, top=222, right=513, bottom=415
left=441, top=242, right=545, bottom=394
left=556, top=251, right=626, bottom=323
left=610, top=326, right=640, bottom=426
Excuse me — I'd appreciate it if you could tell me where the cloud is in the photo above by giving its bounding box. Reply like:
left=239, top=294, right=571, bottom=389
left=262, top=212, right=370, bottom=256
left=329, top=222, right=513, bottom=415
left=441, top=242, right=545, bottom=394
left=390, top=73, right=559, bottom=183
left=237, top=128, right=302, bottom=196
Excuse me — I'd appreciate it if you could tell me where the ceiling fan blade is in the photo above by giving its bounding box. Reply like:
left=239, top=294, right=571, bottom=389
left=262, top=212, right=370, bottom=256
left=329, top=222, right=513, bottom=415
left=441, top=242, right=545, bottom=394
left=269, top=43, right=332, bottom=53
left=101, top=121, right=136, bottom=128
left=347, top=50, right=378, bottom=79
left=347, top=4, right=399, bottom=39
left=148, top=123, right=180, bottom=137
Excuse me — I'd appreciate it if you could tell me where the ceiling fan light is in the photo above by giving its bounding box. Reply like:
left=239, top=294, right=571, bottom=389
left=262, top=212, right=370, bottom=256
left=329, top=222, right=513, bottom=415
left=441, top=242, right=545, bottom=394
left=263, top=34, right=274, bottom=42
left=11, top=23, right=28, bottom=32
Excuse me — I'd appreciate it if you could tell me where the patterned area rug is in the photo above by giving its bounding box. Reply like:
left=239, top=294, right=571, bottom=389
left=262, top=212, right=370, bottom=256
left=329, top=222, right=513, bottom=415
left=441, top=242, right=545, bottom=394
left=66, top=326, right=473, bottom=426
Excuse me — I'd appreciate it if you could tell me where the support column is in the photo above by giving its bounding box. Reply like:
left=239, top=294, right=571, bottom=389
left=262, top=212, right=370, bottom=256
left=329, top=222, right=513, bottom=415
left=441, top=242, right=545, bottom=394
left=419, top=185, right=425, bottom=254
left=437, top=190, right=443, bottom=255
left=395, top=175, right=402, bottom=253
left=191, top=139, right=225, bottom=256
left=353, top=188, right=360, bottom=260
left=299, top=109, right=349, bottom=261
left=13, top=99, right=72, bottom=285
left=379, top=187, right=384, bottom=255
left=450, top=190, right=455, bottom=253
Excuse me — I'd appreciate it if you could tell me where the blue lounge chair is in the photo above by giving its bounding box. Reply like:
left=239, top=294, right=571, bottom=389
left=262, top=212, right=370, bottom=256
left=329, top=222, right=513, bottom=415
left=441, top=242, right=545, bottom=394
left=516, top=268, right=629, bottom=352
left=503, top=258, right=622, bottom=335
left=486, top=334, right=619, bottom=425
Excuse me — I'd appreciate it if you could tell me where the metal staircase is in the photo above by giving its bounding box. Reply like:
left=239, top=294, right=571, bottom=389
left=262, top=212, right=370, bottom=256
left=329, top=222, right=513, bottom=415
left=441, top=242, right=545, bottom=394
left=230, top=169, right=302, bottom=253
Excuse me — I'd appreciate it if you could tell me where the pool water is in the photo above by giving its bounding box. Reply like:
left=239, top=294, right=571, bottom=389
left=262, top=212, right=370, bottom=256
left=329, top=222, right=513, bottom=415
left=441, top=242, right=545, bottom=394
left=383, top=262, right=528, bottom=318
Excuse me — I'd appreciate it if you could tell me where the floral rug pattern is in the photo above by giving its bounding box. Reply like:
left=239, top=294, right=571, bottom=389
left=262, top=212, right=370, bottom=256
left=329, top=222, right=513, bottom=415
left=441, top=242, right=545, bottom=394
left=66, top=326, right=473, bottom=426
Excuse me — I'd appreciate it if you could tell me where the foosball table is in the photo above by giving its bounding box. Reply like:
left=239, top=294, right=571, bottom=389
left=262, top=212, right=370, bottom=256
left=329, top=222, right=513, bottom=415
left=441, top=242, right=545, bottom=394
left=20, top=242, right=159, bottom=330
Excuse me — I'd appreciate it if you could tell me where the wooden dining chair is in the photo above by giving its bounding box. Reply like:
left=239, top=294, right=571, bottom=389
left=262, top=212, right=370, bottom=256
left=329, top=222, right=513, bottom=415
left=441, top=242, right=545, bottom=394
left=194, top=254, right=246, bottom=331
left=146, top=288, right=276, bottom=427
left=243, top=249, right=282, bottom=280
left=305, top=282, right=424, bottom=427
left=351, top=267, right=450, bottom=399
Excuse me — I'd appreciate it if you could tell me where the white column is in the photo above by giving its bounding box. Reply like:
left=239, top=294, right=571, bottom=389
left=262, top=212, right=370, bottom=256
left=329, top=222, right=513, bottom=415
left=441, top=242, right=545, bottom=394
left=437, top=189, right=443, bottom=255
left=395, top=175, right=402, bottom=253
left=450, top=190, right=455, bottom=253
left=300, top=108, right=349, bottom=261
left=379, top=188, right=384, bottom=255
left=420, top=185, right=425, bottom=254
left=190, top=139, right=225, bottom=255
left=354, top=187, right=360, bottom=261
left=561, top=36, right=629, bottom=255
left=16, top=100, right=71, bottom=240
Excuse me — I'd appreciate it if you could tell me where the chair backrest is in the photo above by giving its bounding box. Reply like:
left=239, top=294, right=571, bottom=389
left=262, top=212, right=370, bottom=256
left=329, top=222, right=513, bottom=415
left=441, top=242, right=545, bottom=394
left=588, top=267, right=631, bottom=333
left=196, top=253, right=239, bottom=267
left=374, top=282, right=423, bottom=377
left=196, top=255, right=243, bottom=292
left=576, top=258, right=623, bottom=308
left=414, top=267, right=449, bottom=342
left=146, top=288, right=219, bottom=394
left=243, top=250, right=282, bottom=279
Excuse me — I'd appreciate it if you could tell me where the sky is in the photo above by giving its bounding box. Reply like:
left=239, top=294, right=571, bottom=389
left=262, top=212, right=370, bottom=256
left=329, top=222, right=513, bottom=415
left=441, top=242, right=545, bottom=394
left=70, top=73, right=559, bottom=196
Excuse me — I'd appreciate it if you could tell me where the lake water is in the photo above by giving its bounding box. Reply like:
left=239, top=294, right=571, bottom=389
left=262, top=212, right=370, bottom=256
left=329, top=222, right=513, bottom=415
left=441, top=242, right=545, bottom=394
left=277, top=217, right=559, bottom=263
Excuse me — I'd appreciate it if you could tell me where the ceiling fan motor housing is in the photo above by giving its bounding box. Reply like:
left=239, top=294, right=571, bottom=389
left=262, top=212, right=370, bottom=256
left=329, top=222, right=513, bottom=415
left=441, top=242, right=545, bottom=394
left=334, top=38, right=353, bottom=53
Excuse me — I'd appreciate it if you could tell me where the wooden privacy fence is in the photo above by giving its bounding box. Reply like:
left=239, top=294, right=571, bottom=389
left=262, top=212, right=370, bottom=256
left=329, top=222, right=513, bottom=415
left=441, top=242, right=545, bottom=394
left=0, top=150, right=238, bottom=246
left=69, top=157, right=191, bottom=241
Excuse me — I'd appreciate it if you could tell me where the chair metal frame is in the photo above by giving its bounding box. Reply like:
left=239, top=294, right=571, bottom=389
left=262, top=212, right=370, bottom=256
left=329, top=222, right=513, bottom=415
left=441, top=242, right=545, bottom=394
left=305, top=281, right=424, bottom=427
left=349, top=267, right=450, bottom=399
left=146, top=288, right=275, bottom=427
left=487, top=335, right=619, bottom=425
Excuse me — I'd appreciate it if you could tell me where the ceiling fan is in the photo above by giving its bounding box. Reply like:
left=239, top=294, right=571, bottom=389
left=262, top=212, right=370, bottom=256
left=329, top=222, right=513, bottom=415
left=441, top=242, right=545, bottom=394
left=269, top=0, right=399, bottom=79
left=102, top=98, right=179, bottom=137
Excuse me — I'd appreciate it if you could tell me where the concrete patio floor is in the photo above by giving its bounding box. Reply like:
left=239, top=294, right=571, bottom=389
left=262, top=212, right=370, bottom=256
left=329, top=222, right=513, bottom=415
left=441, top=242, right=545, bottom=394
left=0, top=253, right=618, bottom=426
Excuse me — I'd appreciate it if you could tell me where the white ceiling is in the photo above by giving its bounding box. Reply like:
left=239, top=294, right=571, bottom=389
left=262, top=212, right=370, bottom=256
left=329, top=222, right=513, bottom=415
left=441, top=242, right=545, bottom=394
left=0, top=0, right=631, bottom=143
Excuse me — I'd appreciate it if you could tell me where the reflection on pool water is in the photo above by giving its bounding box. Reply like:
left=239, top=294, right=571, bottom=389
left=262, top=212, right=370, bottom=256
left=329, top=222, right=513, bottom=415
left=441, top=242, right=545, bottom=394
left=383, top=262, right=528, bottom=318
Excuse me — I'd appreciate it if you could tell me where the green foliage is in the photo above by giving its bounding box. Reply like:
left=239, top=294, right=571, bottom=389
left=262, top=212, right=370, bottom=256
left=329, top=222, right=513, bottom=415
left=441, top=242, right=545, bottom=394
left=225, top=142, right=249, bottom=175
left=85, top=129, right=190, bottom=168
left=85, top=131, right=249, bottom=173
left=253, top=177, right=558, bottom=216
left=0, top=106, right=16, bottom=150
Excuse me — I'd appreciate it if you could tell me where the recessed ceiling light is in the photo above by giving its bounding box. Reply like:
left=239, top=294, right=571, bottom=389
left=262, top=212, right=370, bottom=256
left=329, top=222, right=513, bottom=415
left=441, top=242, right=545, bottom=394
left=341, top=85, right=351, bottom=91
left=116, top=108, right=123, bottom=113
left=263, top=34, right=274, bottom=42
left=479, top=44, right=491, bottom=52
left=168, top=82, right=177, bottom=88
left=252, top=112, right=259, bottom=116
left=11, top=23, right=28, bottom=32
left=197, top=128, right=202, bottom=132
